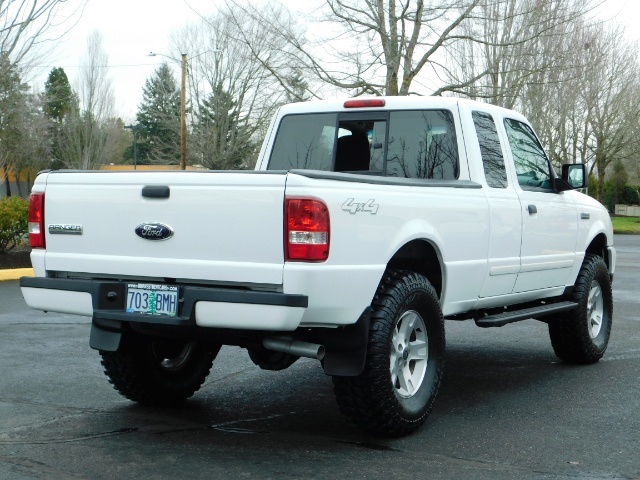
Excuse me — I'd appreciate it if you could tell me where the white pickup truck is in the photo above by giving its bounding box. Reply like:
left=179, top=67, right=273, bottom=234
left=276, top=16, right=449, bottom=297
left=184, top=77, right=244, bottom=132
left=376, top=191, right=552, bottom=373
left=20, top=97, right=615, bottom=437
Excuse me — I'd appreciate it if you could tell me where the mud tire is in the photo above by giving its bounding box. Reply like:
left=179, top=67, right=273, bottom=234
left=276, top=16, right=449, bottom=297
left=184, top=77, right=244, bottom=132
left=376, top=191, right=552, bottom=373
left=100, top=335, right=219, bottom=405
left=332, top=270, right=445, bottom=437
left=549, top=254, right=613, bottom=364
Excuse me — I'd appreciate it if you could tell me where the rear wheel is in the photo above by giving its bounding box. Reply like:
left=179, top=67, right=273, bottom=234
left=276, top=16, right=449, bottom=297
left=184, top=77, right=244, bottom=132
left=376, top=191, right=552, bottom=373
left=549, top=254, right=613, bottom=364
left=100, top=335, right=219, bottom=405
left=332, top=270, right=445, bottom=437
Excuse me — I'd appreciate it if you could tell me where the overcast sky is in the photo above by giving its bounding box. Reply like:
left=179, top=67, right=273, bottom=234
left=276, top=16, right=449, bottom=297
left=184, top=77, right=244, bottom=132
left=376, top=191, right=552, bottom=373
left=30, top=0, right=222, bottom=121
left=29, top=0, right=640, bottom=123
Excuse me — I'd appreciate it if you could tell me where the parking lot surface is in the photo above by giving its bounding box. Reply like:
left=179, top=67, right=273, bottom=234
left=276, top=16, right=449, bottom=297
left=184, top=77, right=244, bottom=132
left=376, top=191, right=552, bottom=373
left=1, top=235, right=639, bottom=479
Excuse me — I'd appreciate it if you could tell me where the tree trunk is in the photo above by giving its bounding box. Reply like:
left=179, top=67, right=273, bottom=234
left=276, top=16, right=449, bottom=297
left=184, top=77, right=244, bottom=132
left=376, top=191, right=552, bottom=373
left=15, top=168, right=23, bottom=197
left=3, top=169, right=11, bottom=197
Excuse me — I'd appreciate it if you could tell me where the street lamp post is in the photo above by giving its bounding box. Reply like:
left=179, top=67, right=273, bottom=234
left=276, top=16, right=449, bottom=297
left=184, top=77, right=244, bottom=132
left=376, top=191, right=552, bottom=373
left=124, top=124, right=143, bottom=170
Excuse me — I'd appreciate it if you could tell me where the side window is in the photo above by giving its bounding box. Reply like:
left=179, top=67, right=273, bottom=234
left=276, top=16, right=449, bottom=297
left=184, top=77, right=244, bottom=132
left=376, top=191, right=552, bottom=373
left=504, top=118, right=551, bottom=190
left=386, top=110, right=459, bottom=180
left=268, top=113, right=337, bottom=170
left=472, top=111, right=507, bottom=188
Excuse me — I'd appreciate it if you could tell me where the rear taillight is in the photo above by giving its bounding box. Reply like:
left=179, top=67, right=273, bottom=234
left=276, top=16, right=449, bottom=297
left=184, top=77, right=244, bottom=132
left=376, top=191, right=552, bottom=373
left=28, top=192, right=45, bottom=249
left=285, top=198, right=330, bottom=261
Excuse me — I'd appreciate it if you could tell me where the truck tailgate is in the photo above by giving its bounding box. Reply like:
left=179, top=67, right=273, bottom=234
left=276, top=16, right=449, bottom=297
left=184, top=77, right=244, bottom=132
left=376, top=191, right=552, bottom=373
left=41, top=171, right=287, bottom=285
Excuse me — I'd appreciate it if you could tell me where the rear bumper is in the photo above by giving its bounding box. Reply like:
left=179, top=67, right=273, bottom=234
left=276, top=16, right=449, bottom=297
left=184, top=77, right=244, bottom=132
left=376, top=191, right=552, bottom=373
left=20, top=277, right=307, bottom=331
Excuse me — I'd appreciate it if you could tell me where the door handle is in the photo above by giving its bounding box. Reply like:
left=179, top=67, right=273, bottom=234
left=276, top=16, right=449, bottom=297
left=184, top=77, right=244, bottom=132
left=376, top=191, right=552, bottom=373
left=527, top=204, right=537, bottom=215
left=142, top=185, right=170, bottom=199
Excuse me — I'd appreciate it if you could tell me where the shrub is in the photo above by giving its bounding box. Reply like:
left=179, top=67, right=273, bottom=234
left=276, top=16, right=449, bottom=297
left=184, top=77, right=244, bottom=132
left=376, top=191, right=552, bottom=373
left=621, top=185, right=640, bottom=205
left=0, top=196, right=29, bottom=253
left=587, top=176, right=639, bottom=211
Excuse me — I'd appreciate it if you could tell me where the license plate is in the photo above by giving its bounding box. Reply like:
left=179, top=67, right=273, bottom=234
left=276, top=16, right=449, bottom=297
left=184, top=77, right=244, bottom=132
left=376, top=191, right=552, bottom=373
left=126, top=283, right=178, bottom=316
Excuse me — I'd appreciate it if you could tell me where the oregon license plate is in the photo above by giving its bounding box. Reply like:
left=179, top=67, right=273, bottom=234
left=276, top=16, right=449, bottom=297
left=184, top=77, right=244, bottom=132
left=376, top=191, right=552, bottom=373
left=126, top=283, right=178, bottom=316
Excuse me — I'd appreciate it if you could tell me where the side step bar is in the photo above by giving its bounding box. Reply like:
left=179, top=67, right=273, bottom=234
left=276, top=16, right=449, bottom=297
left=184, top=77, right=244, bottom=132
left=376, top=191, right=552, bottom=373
left=474, top=301, right=578, bottom=328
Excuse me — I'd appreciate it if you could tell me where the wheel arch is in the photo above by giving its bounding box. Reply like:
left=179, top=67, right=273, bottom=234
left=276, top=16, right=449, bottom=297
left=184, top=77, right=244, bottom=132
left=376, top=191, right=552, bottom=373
left=386, top=239, right=444, bottom=298
left=585, top=232, right=610, bottom=269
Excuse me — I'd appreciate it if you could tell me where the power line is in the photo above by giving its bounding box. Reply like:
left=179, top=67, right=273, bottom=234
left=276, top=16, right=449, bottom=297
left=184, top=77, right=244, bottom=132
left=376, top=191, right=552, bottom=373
left=30, top=63, right=162, bottom=69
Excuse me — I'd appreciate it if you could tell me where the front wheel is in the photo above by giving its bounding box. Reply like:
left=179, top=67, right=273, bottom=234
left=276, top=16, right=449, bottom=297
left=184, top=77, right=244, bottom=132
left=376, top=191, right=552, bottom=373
left=549, top=254, right=613, bottom=364
left=332, top=270, right=445, bottom=437
left=100, top=335, right=220, bottom=405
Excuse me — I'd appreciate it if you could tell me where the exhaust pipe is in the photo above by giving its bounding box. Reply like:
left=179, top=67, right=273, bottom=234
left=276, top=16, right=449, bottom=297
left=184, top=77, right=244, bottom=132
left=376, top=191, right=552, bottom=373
left=263, top=337, right=325, bottom=361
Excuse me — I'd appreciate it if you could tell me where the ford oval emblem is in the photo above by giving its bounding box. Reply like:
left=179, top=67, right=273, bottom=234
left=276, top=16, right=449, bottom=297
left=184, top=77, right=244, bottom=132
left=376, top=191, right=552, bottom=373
left=135, top=222, right=174, bottom=241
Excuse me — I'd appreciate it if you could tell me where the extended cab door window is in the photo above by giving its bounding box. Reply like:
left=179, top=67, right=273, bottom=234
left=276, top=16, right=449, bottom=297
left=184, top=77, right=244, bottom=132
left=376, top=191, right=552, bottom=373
left=386, top=110, right=459, bottom=179
left=472, top=111, right=507, bottom=188
left=504, top=118, right=552, bottom=191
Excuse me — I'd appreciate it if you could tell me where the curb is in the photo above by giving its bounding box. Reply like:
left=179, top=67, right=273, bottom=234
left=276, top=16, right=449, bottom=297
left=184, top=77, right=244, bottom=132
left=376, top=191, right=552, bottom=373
left=0, top=268, right=34, bottom=282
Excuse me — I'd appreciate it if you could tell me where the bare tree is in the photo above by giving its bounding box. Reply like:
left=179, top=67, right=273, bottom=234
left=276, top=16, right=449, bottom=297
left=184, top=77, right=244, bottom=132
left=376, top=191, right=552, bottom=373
left=232, top=0, right=480, bottom=96
left=439, top=0, right=639, bottom=204
left=12, top=92, right=51, bottom=195
left=233, top=0, right=599, bottom=99
left=446, top=1, right=597, bottom=105
left=1, top=0, right=84, bottom=191
left=514, top=21, right=640, bottom=202
left=0, top=52, right=52, bottom=196
left=625, top=95, right=640, bottom=194
left=101, top=116, right=128, bottom=166
left=512, top=15, right=597, bottom=169
left=582, top=27, right=640, bottom=200
left=58, top=30, right=116, bottom=170
left=172, top=2, right=297, bottom=169
left=0, top=51, right=27, bottom=196
left=0, top=0, right=83, bottom=71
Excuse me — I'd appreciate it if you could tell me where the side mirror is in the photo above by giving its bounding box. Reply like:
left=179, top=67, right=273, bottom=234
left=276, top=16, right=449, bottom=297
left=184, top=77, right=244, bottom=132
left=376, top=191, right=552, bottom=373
left=561, top=163, right=586, bottom=190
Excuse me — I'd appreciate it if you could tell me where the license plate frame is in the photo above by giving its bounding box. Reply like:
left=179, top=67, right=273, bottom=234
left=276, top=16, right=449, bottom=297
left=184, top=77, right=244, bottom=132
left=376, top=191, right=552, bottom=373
left=125, top=283, right=179, bottom=316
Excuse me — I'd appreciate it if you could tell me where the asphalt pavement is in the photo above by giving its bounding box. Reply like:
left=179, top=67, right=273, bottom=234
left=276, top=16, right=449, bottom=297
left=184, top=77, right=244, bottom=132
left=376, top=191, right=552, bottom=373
left=1, top=235, right=639, bottom=479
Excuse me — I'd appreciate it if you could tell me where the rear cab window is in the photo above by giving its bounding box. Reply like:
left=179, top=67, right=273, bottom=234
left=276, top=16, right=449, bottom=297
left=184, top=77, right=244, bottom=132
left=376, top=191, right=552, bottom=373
left=267, top=109, right=459, bottom=180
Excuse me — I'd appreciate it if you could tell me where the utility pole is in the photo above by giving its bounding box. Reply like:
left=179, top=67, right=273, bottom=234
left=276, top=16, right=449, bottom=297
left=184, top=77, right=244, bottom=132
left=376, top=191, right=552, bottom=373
left=181, top=53, right=187, bottom=170
left=149, top=50, right=221, bottom=170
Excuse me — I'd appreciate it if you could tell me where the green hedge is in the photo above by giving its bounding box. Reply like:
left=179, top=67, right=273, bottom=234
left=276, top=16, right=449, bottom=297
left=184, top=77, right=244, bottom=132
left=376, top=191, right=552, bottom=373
left=0, top=196, right=29, bottom=253
left=588, top=177, right=640, bottom=212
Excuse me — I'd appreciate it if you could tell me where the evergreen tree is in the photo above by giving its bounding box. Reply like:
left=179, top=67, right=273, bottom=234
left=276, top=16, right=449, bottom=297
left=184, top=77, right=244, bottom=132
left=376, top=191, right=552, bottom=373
left=127, top=63, right=181, bottom=165
left=44, top=68, right=74, bottom=122
left=611, top=160, right=629, bottom=205
left=44, top=67, right=75, bottom=168
left=192, top=84, right=256, bottom=170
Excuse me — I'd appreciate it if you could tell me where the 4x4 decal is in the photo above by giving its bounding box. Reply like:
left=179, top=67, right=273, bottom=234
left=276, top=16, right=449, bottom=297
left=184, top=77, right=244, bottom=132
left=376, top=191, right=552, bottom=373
left=342, top=198, right=379, bottom=214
